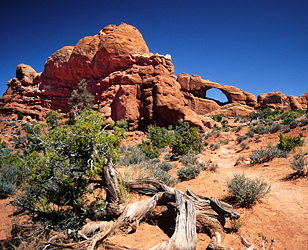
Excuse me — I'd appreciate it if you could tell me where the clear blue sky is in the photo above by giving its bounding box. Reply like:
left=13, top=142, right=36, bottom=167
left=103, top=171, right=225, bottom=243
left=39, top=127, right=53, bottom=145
left=1, top=0, right=307, bottom=101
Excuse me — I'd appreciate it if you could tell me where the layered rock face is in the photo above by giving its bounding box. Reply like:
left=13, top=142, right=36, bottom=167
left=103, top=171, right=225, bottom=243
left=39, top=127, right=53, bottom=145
left=0, top=23, right=307, bottom=130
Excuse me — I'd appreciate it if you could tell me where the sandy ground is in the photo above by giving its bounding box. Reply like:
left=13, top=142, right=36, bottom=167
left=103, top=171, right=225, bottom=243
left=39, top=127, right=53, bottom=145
left=1, top=118, right=308, bottom=249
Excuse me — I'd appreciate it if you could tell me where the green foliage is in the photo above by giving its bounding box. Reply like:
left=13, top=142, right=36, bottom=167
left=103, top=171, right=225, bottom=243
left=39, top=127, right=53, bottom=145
left=240, top=142, right=249, bottom=150
left=236, top=135, right=248, bottom=143
left=147, top=125, right=170, bottom=148
left=277, top=133, right=304, bottom=152
left=68, top=79, right=94, bottom=110
left=212, top=113, right=226, bottom=122
left=115, top=119, right=129, bottom=131
left=117, top=146, right=146, bottom=166
left=138, top=141, right=160, bottom=159
left=228, top=174, right=270, bottom=206
left=157, top=161, right=174, bottom=172
left=245, top=129, right=255, bottom=138
left=290, top=154, right=307, bottom=174
left=177, top=164, right=200, bottom=181
left=179, top=153, right=198, bottom=165
left=45, top=110, right=62, bottom=128
left=0, top=141, right=24, bottom=197
left=17, top=112, right=24, bottom=120
left=170, top=120, right=203, bottom=156
left=235, top=125, right=243, bottom=132
left=20, top=110, right=123, bottom=212
left=300, top=118, right=308, bottom=126
left=249, top=146, right=289, bottom=164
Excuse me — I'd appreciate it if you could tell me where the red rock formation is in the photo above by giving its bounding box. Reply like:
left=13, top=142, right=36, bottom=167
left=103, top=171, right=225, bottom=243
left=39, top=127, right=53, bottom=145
left=0, top=23, right=307, bottom=130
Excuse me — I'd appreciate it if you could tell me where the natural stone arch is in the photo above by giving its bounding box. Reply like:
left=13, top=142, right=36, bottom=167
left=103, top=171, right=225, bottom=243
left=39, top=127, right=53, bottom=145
left=205, top=87, right=229, bottom=105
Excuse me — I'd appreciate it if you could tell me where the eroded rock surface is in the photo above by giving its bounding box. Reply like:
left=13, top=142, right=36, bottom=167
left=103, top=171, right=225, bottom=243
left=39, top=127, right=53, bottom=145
left=0, top=23, right=307, bottom=130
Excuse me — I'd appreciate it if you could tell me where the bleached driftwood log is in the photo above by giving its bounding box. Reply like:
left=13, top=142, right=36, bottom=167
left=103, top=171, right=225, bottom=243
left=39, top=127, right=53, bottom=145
left=43, top=179, right=250, bottom=250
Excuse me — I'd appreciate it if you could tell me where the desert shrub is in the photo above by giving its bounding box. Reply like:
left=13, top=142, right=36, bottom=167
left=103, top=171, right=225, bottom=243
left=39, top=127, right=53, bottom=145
left=250, top=147, right=289, bottom=164
left=210, top=143, right=220, bottom=150
left=218, top=139, right=229, bottom=145
left=164, top=153, right=173, bottom=160
left=213, top=113, right=226, bottom=122
left=152, top=168, right=177, bottom=186
left=138, top=141, right=160, bottom=159
left=234, top=155, right=246, bottom=166
left=228, top=174, right=270, bottom=206
left=207, top=163, right=219, bottom=172
left=240, top=142, right=249, bottom=150
left=245, top=129, right=255, bottom=138
left=147, top=125, right=170, bottom=148
left=284, top=126, right=291, bottom=133
left=277, top=133, right=304, bottom=152
left=158, top=161, right=174, bottom=172
left=289, top=120, right=299, bottom=129
left=17, top=112, right=24, bottom=120
left=234, top=115, right=244, bottom=123
left=179, top=153, right=198, bottom=165
left=170, top=120, right=203, bottom=155
left=119, top=145, right=127, bottom=154
left=223, top=127, right=230, bottom=132
left=0, top=146, right=24, bottom=197
left=235, top=125, right=243, bottom=132
left=255, top=125, right=269, bottom=135
left=267, top=123, right=284, bottom=133
left=118, top=146, right=146, bottom=166
left=196, top=162, right=206, bottom=170
left=300, top=118, right=308, bottom=126
left=299, top=131, right=303, bottom=137
left=289, top=154, right=307, bottom=174
left=236, top=135, right=248, bottom=143
left=229, top=216, right=246, bottom=232
left=20, top=110, right=123, bottom=213
left=204, top=141, right=209, bottom=147
left=177, top=164, right=200, bottom=181
left=115, top=119, right=129, bottom=131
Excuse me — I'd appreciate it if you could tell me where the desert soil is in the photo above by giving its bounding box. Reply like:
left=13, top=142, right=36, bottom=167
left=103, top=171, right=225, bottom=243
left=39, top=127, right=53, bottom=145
left=1, top=119, right=308, bottom=249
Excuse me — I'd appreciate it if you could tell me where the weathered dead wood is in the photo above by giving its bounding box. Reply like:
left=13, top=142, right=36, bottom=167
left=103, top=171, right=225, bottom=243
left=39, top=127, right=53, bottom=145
left=101, top=161, right=120, bottom=204
left=149, top=190, right=197, bottom=250
left=125, top=179, right=175, bottom=195
left=186, top=189, right=240, bottom=219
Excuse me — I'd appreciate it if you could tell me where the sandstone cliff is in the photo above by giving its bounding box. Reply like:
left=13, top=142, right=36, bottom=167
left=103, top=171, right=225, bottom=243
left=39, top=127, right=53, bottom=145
left=0, top=23, right=307, bottom=130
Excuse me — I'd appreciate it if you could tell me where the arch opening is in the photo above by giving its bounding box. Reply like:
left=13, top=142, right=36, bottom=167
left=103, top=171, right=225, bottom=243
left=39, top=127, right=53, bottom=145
left=205, top=88, right=228, bottom=105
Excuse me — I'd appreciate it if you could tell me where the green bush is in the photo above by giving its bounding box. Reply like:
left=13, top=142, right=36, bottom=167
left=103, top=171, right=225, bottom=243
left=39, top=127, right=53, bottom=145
left=290, top=154, right=307, bottom=174
left=147, top=125, right=170, bottom=148
left=170, top=120, right=203, bottom=156
left=20, top=110, right=123, bottom=212
left=250, top=147, right=289, bottom=164
left=179, top=153, right=198, bottom=165
left=240, top=142, right=249, bottom=150
left=237, top=135, right=248, bottom=143
left=177, top=164, right=200, bottom=181
left=0, top=145, right=24, bottom=197
left=138, top=141, right=160, bottom=159
left=213, top=113, right=226, bottom=122
left=118, top=146, right=146, bottom=166
left=228, top=174, right=270, bottom=205
left=153, top=168, right=177, bottom=186
left=245, top=129, right=255, bottom=138
left=277, top=133, right=304, bottom=152
left=158, top=161, right=174, bottom=172
left=300, top=118, right=308, bottom=126
left=235, top=125, right=243, bottom=132
left=17, top=112, right=24, bottom=120
left=115, top=119, right=129, bottom=131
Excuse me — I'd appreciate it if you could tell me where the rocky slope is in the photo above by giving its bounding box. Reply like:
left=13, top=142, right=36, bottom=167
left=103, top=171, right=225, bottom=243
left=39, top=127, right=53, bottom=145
left=1, top=23, right=307, bottom=130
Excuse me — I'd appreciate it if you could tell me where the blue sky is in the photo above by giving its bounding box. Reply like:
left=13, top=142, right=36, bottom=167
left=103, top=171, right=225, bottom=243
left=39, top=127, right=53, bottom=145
left=1, top=0, right=307, bottom=102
